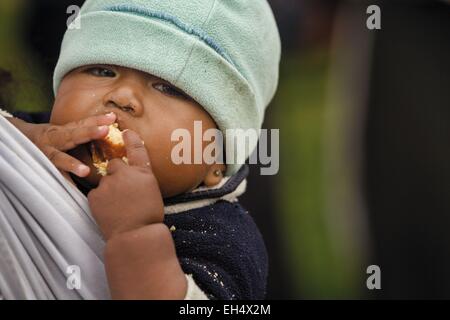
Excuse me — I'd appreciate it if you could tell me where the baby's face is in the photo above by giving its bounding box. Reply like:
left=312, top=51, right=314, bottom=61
left=50, top=65, right=225, bottom=197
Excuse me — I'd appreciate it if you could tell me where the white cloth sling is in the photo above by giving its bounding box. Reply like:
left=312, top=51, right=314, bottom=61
left=0, top=115, right=110, bottom=299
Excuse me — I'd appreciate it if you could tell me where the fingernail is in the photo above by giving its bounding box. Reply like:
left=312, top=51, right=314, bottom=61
left=77, top=165, right=90, bottom=176
left=98, top=125, right=108, bottom=132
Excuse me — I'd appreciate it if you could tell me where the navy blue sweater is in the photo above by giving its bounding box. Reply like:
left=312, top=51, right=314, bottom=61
left=12, top=111, right=268, bottom=300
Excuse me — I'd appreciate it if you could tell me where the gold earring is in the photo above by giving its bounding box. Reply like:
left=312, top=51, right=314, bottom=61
left=213, top=169, right=222, bottom=177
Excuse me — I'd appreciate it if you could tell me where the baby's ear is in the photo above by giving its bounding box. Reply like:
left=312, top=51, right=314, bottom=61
left=203, top=164, right=226, bottom=187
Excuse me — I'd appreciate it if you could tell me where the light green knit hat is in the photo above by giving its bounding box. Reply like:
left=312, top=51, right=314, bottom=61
left=53, top=0, right=281, bottom=175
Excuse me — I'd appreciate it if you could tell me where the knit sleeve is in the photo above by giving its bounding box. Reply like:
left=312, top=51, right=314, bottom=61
left=164, top=201, right=268, bottom=300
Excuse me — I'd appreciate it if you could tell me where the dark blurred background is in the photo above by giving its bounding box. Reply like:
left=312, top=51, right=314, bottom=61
left=1, top=0, right=450, bottom=299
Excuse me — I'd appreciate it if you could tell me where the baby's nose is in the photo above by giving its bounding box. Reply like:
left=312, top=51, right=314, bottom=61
left=103, top=86, right=144, bottom=116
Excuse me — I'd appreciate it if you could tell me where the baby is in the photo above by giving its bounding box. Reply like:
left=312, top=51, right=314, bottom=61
left=3, top=0, right=281, bottom=299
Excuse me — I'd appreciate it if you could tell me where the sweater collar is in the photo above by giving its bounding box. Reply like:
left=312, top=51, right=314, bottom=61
left=164, top=165, right=248, bottom=214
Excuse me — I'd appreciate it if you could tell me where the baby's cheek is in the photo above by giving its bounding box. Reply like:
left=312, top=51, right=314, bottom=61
left=50, top=97, right=84, bottom=125
left=49, top=100, right=70, bottom=125
left=141, top=119, right=216, bottom=197
left=152, top=160, right=208, bottom=198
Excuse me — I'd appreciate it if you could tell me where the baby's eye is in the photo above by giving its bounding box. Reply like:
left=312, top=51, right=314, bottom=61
left=85, top=67, right=116, bottom=77
left=153, top=83, right=188, bottom=99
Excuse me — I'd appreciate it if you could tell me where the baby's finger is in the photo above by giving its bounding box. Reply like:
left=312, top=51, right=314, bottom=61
left=123, top=130, right=151, bottom=169
left=106, top=158, right=126, bottom=175
left=56, top=125, right=111, bottom=151
left=44, top=125, right=109, bottom=151
left=65, top=112, right=117, bottom=130
left=45, top=113, right=116, bottom=151
left=42, top=145, right=90, bottom=177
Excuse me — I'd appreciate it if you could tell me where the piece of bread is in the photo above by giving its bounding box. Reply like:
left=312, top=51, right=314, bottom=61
left=90, top=123, right=128, bottom=176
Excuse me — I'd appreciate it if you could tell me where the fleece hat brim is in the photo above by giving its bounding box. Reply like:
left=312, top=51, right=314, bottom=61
left=53, top=3, right=281, bottom=175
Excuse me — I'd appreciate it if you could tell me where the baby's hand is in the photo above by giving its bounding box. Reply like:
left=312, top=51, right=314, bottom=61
left=8, top=113, right=116, bottom=177
left=87, top=129, right=164, bottom=241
